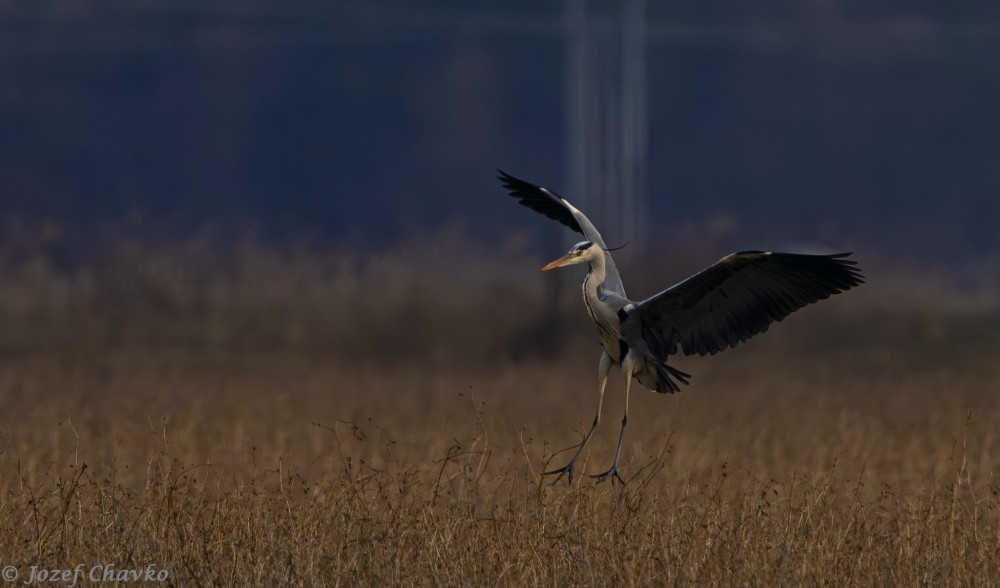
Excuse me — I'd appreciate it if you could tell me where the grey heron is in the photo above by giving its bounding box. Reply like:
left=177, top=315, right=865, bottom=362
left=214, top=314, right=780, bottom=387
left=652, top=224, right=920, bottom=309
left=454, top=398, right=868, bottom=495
left=499, top=170, right=864, bottom=484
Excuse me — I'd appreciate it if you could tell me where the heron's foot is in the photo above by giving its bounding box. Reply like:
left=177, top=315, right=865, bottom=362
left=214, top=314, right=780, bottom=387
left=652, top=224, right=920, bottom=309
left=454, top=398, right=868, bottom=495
left=544, top=460, right=580, bottom=485
left=592, top=464, right=625, bottom=485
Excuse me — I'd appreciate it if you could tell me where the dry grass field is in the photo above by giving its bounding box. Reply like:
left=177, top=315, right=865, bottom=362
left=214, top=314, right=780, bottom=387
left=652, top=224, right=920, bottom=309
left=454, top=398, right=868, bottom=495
left=0, top=236, right=998, bottom=585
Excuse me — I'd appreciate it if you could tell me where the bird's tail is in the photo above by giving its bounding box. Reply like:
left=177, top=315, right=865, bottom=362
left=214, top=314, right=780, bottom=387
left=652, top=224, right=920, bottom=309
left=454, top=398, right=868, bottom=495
left=637, top=357, right=691, bottom=394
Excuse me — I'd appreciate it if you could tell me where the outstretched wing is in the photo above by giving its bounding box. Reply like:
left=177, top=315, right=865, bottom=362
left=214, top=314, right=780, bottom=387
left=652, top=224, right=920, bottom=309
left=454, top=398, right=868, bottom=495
left=625, top=251, right=864, bottom=357
left=498, top=170, right=625, bottom=296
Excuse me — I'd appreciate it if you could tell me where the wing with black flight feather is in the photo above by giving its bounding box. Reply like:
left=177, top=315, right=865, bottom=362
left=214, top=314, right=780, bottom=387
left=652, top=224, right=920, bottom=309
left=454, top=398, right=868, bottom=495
left=627, top=251, right=864, bottom=358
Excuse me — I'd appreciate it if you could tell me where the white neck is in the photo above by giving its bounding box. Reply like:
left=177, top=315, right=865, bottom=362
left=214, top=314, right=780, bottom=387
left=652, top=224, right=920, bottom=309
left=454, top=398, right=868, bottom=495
left=586, top=247, right=606, bottom=287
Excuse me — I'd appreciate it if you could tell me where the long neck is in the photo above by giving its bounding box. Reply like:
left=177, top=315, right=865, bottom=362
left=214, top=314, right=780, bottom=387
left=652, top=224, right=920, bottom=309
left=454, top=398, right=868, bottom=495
left=586, top=248, right=607, bottom=290
left=582, top=249, right=607, bottom=311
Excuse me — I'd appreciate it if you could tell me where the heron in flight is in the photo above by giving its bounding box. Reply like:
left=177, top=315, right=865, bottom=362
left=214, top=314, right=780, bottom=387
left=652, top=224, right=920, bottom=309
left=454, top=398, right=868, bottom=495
left=499, top=170, right=864, bottom=484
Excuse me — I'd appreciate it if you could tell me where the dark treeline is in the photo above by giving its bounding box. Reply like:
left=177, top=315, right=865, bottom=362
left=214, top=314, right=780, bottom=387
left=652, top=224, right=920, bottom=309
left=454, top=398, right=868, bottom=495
left=2, top=1, right=999, bottom=262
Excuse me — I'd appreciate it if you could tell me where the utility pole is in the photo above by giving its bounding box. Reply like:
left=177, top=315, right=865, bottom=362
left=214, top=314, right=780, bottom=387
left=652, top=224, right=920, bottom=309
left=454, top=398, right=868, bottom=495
left=564, top=0, right=649, bottom=255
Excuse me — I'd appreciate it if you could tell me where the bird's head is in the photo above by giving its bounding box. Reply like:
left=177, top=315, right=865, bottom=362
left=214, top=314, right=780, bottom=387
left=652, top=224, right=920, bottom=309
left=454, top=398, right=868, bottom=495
left=541, top=241, right=598, bottom=271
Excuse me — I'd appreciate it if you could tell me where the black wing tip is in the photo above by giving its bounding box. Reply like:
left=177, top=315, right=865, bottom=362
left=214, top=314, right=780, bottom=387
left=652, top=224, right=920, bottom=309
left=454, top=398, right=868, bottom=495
left=730, top=250, right=865, bottom=282
left=497, top=169, right=548, bottom=199
left=807, top=253, right=866, bottom=290
left=497, top=169, right=527, bottom=192
left=827, top=253, right=866, bottom=286
left=497, top=170, right=585, bottom=235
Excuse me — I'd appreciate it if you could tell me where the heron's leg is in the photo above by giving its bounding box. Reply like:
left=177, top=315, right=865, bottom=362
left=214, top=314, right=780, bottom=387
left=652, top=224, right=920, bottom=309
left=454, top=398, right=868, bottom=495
left=593, top=357, right=633, bottom=484
left=545, top=352, right=613, bottom=485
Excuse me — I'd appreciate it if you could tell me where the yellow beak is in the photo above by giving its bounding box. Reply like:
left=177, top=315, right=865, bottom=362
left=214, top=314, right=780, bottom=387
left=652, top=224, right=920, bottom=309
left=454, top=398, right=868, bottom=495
left=541, top=253, right=577, bottom=271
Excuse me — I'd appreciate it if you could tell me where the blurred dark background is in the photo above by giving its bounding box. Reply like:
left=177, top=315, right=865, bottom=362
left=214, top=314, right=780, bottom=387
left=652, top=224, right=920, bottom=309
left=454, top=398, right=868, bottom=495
left=2, top=0, right=1000, bottom=267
